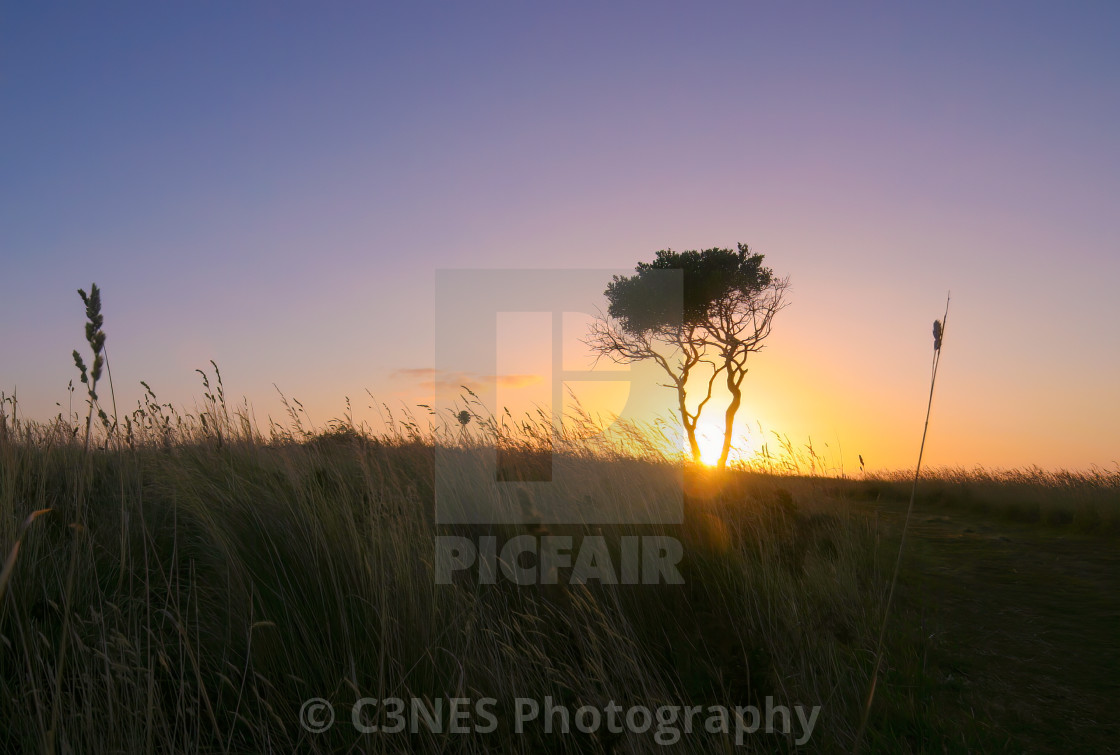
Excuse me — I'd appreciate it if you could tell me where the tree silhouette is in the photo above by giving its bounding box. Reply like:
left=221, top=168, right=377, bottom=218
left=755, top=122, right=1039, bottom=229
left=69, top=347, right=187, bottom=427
left=586, top=244, right=788, bottom=468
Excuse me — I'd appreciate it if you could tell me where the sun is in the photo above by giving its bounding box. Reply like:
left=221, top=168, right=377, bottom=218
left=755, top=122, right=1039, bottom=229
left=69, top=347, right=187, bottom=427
left=696, top=426, right=723, bottom=466
left=693, top=421, right=753, bottom=467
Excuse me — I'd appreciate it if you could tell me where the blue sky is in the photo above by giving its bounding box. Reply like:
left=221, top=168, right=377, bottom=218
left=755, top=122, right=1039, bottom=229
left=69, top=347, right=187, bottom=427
left=3, top=2, right=1118, bottom=469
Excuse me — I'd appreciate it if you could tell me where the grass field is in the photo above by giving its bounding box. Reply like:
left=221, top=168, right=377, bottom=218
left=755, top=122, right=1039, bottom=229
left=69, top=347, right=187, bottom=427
left=1, top=388, right=1116, bottom=753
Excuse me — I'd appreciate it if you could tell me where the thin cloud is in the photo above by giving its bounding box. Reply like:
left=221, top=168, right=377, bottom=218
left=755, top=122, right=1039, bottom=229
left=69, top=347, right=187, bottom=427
left=390, top=367, right=437, bottom=380
left=485, top=374, right=543, bottom=389
left=393, top=368, right=543, bottom=393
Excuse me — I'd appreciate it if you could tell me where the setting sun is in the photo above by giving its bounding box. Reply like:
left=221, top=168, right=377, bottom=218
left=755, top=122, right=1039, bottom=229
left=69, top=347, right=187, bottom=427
left=695, top=427, right=720, bottom=466
left=693, top=420, right=753, bottom=467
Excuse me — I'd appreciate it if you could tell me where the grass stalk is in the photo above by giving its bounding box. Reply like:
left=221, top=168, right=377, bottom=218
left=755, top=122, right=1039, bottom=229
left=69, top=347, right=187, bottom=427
left=854, top=292, right=950, bottom=753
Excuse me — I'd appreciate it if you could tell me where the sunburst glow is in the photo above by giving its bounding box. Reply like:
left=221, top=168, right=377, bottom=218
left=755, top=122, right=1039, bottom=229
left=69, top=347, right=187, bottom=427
left=694, top=421, right=752, bottom=467
left=697, top=430, right=722, bottom=466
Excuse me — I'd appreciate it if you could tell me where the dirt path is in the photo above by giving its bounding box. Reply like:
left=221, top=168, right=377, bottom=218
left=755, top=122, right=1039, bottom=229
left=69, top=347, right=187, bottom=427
left=872, top=505, right=1120, bottom=752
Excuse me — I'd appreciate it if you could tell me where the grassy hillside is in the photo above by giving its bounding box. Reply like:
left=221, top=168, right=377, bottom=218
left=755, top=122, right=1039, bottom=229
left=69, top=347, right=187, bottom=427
left=1, top=394, right=1116, bottom=753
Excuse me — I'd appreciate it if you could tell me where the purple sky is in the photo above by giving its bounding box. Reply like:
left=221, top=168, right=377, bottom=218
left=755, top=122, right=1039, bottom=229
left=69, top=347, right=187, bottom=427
left=3, top=3, right=1118, bottom=470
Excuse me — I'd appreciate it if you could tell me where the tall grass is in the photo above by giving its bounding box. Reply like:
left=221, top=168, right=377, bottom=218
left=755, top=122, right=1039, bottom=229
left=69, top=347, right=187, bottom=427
left=0, top=365, right=913, bottom=753
left=852, top=466, right=1120, bottom=535
left=1, top=291, right=1114, bottom=752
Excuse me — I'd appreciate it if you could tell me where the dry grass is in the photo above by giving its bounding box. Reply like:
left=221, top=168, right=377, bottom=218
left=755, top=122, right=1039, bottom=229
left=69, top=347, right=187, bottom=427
left=855, top=465, right=1120, bottom=535
left=0, top=358, right=1115, bottom=752
left=0, top=384, right=908, bottom=753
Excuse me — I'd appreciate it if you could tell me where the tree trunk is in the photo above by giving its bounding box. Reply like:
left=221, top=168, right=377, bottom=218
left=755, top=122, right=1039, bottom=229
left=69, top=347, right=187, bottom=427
left=679, top=387, right=702, bottom=463
left=717, top=369, right=743, bottom=470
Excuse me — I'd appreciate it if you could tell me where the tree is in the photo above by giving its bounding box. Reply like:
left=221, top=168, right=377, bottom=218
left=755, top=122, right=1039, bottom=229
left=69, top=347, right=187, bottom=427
left=585, top=244, right=788, bottom=469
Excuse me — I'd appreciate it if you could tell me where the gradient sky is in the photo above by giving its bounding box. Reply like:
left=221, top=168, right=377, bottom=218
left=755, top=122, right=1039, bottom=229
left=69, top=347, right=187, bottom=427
left=2, top=2, right=1118, bottom=471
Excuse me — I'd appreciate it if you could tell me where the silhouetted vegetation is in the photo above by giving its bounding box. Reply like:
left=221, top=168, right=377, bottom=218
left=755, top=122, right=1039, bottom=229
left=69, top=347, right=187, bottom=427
left=586, top=244, right=788, bottom=469
left=0, top=286, right=1115, bottom=753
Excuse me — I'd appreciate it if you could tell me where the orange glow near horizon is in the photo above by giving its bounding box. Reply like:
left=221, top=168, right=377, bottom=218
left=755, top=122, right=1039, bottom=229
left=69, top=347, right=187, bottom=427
left=4, top=4, right=1119, bottom=475
left=695, top=423, right=724, bottom=467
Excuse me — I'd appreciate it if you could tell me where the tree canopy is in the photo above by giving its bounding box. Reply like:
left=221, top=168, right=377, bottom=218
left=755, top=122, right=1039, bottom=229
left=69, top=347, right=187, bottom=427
left=605, top=244, right=774, bottom=334
left=588, top=243, right=788, bottom=468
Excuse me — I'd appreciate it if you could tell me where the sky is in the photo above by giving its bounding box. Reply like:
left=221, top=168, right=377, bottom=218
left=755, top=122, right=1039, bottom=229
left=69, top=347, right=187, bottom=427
left=2, top=2, right=1118, bottom=471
